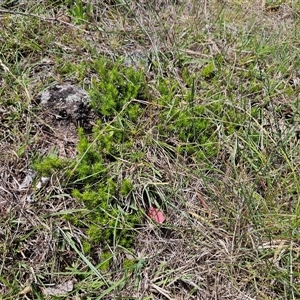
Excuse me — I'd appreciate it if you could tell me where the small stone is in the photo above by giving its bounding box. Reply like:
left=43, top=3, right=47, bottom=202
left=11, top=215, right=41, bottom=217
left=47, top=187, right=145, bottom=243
left=34, top=83, right=98, bottom=158
left=36, top=83, right=92, bottom=129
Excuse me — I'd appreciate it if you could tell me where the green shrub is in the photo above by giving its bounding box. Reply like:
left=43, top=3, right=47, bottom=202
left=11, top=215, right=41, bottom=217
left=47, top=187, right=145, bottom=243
left=157, top=76, right=220, bottom=159
left=67, top=124, right=142, bottom=249
left=89, top=58, right=146, bottom=121
left=33, top=153, right=67, bottom=177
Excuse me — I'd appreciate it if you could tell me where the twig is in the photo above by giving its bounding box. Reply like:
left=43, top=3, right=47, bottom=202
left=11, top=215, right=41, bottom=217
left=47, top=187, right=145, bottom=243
left=151, top=283, right=175, bottom=300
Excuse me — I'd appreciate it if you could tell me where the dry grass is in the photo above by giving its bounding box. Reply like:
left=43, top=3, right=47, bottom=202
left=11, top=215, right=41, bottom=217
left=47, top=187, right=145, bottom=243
left=1, top=0, right=300, bottom=299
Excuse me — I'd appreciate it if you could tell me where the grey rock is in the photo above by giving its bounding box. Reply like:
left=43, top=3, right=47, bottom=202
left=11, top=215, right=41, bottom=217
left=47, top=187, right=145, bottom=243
left=37, top=83, right=94, bottom=129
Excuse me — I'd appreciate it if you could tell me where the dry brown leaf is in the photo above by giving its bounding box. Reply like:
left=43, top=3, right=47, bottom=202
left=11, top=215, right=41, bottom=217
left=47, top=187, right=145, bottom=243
left=42, top=280, right=74, bottom=296
left=19, top=285, right=32, bottom=295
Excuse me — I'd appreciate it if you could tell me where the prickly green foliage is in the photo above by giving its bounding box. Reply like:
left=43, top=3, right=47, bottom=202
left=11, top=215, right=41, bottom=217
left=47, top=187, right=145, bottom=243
left=157, top=77, right=180, bottom=106
left=89, top=58, right=146, bottom=121
left=71, top=184, right=141, bottom=248
left=120, top=179, right=134, bottom=196
left=67, top=124, right=141, bottom=249
left=56, top=57, right=147, bottom=249
left=157, top=77, right=220, bottom=159
left=170, top=104, right=219, bottom=159
left=73, top=128, right=106, bottom=182
left=201, top=62, right=216, bottom=79
left=123, top=258, right=136, bottom=270
left=58, top=57, right=147, bottom=121
left=99, top=252, right=112, bottom=272
left=33, top=153, right=67, bottom=177
left=34, top=57, right=148, bottom=250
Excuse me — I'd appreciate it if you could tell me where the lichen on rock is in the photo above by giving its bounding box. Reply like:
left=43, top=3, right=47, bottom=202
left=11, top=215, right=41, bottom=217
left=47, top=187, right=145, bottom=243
left=36, top=83, right=93, bottom=129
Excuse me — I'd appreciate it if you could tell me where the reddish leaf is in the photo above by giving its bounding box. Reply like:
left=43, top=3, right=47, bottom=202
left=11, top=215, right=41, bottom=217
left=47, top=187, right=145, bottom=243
left=148, top=207, right=165, bottom=223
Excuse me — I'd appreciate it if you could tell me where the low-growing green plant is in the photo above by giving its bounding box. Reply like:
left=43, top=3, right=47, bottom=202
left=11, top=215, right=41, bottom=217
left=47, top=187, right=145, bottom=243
left=99, top=252, right=112, bottom=272
left=54, top=57, right=149, bottom=250
left=58, top=56, right=147, bottom=120
left=33, top=152, right=67, bottom=177
left=157, top=76, right=220, bottom=160
left=67, top=123, right=142, bottom=248
left=69, top=190, right=140, bottom=248
left=201, top=61, right=216, bottom=79
left=89, top=58, right=146, bottom=121
left=29, top=57, right=148, bottom=251
left=69, top=0, right=93, bottom=25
